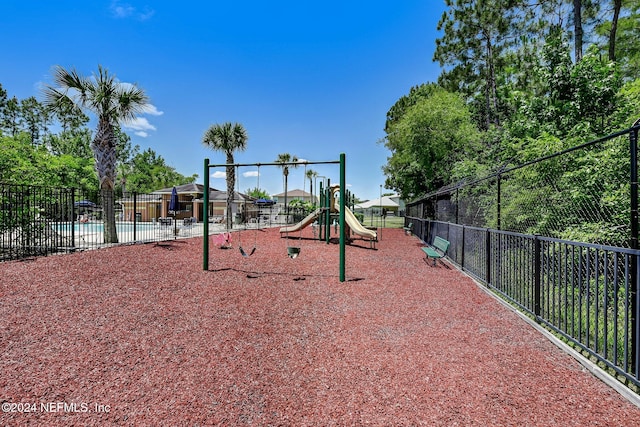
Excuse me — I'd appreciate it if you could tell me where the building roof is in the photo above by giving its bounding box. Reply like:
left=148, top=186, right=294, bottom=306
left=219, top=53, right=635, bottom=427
left=152, top=183, right=215, bottom=195
left=355, top=196, right=400, bottom=209
left=152, top=184, right=254, bottom=202
left=272, top=189, right=312, bottom=198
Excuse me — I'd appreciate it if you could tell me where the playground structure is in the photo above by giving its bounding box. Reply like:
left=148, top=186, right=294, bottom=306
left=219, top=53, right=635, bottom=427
left=202, top=154, right=348, bottom=282
left=279, top=184, right=377, bottom=246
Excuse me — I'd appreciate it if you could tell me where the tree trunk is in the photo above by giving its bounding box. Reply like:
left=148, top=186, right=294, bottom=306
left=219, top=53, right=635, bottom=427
left=100, top=188, right=117, bottom=243
left=573, top=0, right=583, bottom=62
left=484, top=31, right=499, bottom=127
left=92, top=119, right=118, bottom=244
left=609, top=0, right=622, bottom=61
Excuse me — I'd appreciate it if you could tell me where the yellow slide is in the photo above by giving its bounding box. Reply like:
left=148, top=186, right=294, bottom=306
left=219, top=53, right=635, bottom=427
left=340, top=204, right=377, bottom=240
left=279, top=208, right=322, bottom=234
left=279, top=184, right=376, bottom=242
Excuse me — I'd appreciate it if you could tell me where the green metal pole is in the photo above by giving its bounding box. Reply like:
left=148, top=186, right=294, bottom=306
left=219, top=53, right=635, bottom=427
left=325, top=178, right=331, bottom=244
left=339, top=153, right=345, bottom=282
left=203, top=158, right=210, bottom=270
left=319, top=181, right=324, bottom=241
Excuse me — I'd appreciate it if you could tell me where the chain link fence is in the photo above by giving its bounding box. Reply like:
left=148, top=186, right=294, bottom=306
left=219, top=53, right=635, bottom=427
left=409, top=126, right=639, bottom=248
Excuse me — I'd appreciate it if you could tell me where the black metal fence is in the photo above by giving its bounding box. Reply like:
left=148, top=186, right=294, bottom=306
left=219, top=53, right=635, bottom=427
left=405, top=125, right=640, bottom=389
left=407, top=218, right=640, bottom=388
left=0, top=184, right=203, bottom=261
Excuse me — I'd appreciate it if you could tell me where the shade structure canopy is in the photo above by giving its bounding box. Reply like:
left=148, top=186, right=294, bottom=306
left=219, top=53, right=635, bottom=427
left=355, top=196, right=399, bottom=209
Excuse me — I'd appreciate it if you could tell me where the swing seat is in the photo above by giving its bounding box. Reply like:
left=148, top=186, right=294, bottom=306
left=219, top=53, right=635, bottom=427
left=287, top=246, right=301, bottom=259
left=213, top=232, right=232, bottom=247
left=239, top=246, right=256, bottom=257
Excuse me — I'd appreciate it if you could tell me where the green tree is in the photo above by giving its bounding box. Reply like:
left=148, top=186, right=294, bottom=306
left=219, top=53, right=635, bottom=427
left=384, top=83, right=441, bottom=134
left=507, top=29, right=621, bottom=139
left=124, top=148, right=197, bottom=193
left=383, top=87, right=480, bottom=199
left=0, top=83, right=7, bottom=132
left=596, top=0, right=640, bottom=80
left=274, top=153, right=299, bottom=222
left=20, top=96, right=49, bottom=146
left=0, top=133, right=96, bottom=188
left=306, top=168, right=318, bottom=204
left=48, top=94, right=89, bottom=133
left=434, top=0, right=523, bottom=129
left=202, top=122, right=248, bottom=229
left=0, top=133, right=47, bottom=184
left=2, top=96, right=21, bottom=137
left=611, top=78, right=640, bottom=128
left=246, top=187, right=270, bottom=199
left=43, top=65, right=150, bottom=243
left=47, top=128, right=93, bottom=158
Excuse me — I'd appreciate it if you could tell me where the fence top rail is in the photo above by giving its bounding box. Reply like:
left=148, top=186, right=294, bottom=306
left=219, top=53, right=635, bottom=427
left=408, top=217, right=640, bottom=255
left=536, top=234, right=640, bottom=255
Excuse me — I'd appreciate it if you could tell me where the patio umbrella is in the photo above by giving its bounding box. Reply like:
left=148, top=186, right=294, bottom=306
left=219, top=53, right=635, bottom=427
left=169, top=187, right=178, bottom=237
left=74, top=200, right=97, bottom=208
left=254, top=198, right=276, bottom=206
left=169, top=187, right=179, bottom=213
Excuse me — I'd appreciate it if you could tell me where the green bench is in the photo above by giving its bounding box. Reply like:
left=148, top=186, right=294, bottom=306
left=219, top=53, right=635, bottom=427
left=421, top=236, right=450, bottom=266
left=403, top=222, right=413, bottom=235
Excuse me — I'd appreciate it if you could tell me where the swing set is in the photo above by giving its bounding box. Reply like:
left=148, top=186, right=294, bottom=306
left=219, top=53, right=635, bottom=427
left=202, top=153, right=347, bottom=282
left=237, top=164, right=259, bottom=258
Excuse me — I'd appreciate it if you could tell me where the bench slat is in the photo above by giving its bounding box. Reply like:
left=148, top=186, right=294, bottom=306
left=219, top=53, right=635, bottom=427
left=422, top=236, right=450, bottom=266
left=421, top=247, right=442, bottom=258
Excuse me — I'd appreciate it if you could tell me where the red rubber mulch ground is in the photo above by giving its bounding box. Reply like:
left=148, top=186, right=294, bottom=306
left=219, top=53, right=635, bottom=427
left=2, top=227, right=640, bottom=426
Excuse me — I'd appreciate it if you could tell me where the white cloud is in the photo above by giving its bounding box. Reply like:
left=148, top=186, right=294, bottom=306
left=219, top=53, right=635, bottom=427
left=211, top=171, right=226, bottom=179
left=123, top=104, right=162, bottom=138
left=110, top=1, right=134, bottom=18
left=110, top=1, right=155, bottom=21
left=143, top=104, right=164, bottom=116
left=243, top=171, right=259, bottom=178
left=123, top=117, right=156, bottom=137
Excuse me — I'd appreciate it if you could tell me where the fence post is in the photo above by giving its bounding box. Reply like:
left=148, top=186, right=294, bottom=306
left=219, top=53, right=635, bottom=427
left=461, top=225, right=465, bottom=269
left=71, top=188, right=76, bottom=249
left=497, top=174, right=501, bottom=231
left=485, top=228, right=491, bottom=285
left=133, top=192, right=137, bottom=242
left=455, top=188, right=459, bottom=225
left=630, top=124, right=639, bottom=374
left=534, top=235, right=541, bottom=318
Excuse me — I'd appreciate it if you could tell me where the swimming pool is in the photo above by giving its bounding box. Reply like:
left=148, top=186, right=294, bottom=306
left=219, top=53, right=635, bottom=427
left=54, top=221, right=159, bottom=234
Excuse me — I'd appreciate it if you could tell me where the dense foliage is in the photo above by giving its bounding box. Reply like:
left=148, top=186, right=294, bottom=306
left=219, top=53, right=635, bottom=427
left=0, top=82, right=196, bottom=193
left=383, top=0, right=640, bottom=245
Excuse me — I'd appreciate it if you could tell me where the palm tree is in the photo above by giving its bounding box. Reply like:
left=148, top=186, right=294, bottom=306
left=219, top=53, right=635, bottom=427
left=202, top=122, right=248, bottom=230
left=43, top=65, right=150, bottom=243
left=274, top=153, right=299, bottom=223
left=306, top=168, right=318, bottom=205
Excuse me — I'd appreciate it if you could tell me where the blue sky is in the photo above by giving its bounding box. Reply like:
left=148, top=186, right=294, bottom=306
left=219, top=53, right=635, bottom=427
left=2, top=1, right=446, bottom=200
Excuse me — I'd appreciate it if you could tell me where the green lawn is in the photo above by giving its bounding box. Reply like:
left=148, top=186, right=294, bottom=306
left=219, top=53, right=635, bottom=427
left=360, top=215, right=405, bottom=229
